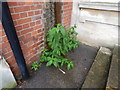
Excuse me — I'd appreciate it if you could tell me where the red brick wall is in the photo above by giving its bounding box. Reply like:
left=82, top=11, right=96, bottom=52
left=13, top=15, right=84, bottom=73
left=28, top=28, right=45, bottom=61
left=62, top=2, right=73, bottom=28
left=0, top=1, right=73, bottom=79
left=0, top=2, right=45, bottom=78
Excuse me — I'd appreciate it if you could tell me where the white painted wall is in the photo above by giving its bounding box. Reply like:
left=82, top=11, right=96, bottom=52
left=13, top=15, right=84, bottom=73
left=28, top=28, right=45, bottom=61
left=71, top=0, right=119, bottom=48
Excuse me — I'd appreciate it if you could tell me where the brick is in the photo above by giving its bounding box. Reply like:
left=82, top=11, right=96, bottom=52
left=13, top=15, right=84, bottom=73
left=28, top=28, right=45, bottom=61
left=30, top=50, right=35, bottom=55
left=63, top=4, right=73, bottom=9
left=0, top=31, right=6, bottom=36
left=63, top=11, right=72, bottom=16
left=32, top=43, right=37, bottom=48
left=23, top=38, right=31, bottom=44
left=38, top=29, right=42, bottom=33
left=35, top=10, right=42, bottom=15
left=39, top=2, right=44, bottom=4
left=6, top=56, right=15, bottom=63
left=23, top=6, right=30, bottom=11
left=40, top=43, right=44, bottom=47
left=17, top=31, right=21, bottom=36
left=33, top=2, right=39, bottom=5
left=39, top=24, right=43, bottom=28
left=19, top=41, right=24, bottom=46
left=25, top=1, right=33, bottom=5
left=19, top=35, right=25, bottom=41
left=33, top=25, right=41, bottom=30
left=29, top=56, right=37, bottom=63
left=9, top=7, right=15, bottom=13
left=36, top=5, right=42, bottom=9
left=32, top=15, right=41, bottom=21
left=23, top=24, right=29, bottom=29
left=8, top=2, right=18, bottom=6
left=9, top=59, right=17, bottom=66
left=36, top=41, right=42, bottom=46
left=63, top=0, right=72, bottom=2
left=21, top=29, right=29, bottom=35
left=30, top=6, right=35, bottom=10
left=28, top=11, right=34, bottom=16
left=31, top=31, right=37, bottom=36
left=63, top=2, right=72, bottom=5
left=17, top=2, right=25, bottom=6
left=23, top=51, right=30, bottom=57
left=3, top=47, right=12, bottom=53
left=63, top=15, right=71, bottom=19
left=12, top=66, right=20, bottom=75
left=25, top=33, right=31, bottom=39
left=23, top=52, right=30, bottom=58
left=20, top=12, right=27, bottom=18
left=36, top=20, right=41, bottom=25
left=2, top=36, right=8, bottom=42
left=26, top=60, right=33, bottom=67
left=15, top=25, right=23, bottom=31
left=2, top=48, right=7, bottom=54
left=63, top=18, right=71, bottom=23
left=0, top=24, right=3, bottom=30
left=30, top=22, right=35, bottom=26
left=14, top=6, right=23, bottom=13
left=39, top=32, right=44, bottom=37
left=17, top=18, right=31, bottom=25
left=38, top=36, right=43, bottom=41
left=12, top=14, right=20, bottom=20
left=27, top=41, right=33, bottom=47
left=13, top=20, right=18, bottom=26
left=63, top=8, right=72, bottom=12
left=28, top=45, right=34, bottom=50
left=21, top=44, right=27, bottom=50
left=4, top=51, right=13, bottom=59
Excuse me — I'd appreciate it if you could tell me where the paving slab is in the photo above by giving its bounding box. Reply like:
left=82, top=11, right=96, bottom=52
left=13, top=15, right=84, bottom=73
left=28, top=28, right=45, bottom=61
left=106, top=45, right=119, bottom=89
left=82, top=47, right=112, bottom=88
left=17, top=44, right=98, bottom=88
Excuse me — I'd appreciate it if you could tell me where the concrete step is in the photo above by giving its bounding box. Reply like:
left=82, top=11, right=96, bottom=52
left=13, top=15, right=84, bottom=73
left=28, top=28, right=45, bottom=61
left=106, top=45, right=119, bottom=89
left=81, top=47, right=112, bottom=88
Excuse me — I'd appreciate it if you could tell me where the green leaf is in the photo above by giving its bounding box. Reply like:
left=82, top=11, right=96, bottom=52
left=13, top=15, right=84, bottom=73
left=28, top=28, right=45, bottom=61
left=67, top=63, right=71, bottom=70
left=31, top=62, right=41, bottom=71
left=53, top=61, right=59, bottom=67
left=60, top=27, right=66, bottom=36
left=46, top=60, right=53, bottom=67
left=61, top=61, right=64, bottom=67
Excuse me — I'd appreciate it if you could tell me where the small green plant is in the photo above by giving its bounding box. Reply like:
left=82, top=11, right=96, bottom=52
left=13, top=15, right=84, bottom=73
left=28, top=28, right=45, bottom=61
left=31, top=62, right=41, bottom=71
left=40, top=24, right=79, bottom=70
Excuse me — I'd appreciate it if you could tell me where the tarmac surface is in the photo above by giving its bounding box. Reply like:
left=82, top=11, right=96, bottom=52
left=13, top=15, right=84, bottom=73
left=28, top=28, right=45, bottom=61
left=18, top=44, right=98, bottom=88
